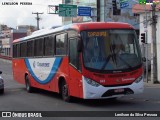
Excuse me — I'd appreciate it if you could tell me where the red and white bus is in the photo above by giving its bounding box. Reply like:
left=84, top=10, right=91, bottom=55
left=12, top=22, right=144, bottom=102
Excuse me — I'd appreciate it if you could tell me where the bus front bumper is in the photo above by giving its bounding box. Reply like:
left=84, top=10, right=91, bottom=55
left=82, top=76, right=144, bottom=99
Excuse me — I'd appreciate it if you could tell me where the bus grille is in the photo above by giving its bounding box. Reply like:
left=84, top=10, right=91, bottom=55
left=101, top=88, right=134, bottom=97
left=102, top=83, right=132, bottom=87
left=108, top=74, right=126, bottom=78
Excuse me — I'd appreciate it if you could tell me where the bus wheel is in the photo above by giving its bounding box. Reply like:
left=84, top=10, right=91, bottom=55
left=25, top=75, right=33, bottom=93
left=61, top=80, right=71, bottom=102
left=0, top=88, right=4, bottom=94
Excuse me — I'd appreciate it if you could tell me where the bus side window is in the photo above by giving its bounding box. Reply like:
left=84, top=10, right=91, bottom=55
left=55, top=33, right=67, bottom=55
left=27, top=40, right=34, bottom=57
left=17, top=44, right=20, bottom=58
left=20, top=42, right=27, bottom=57
left=44, top=36, right=54, bottom=56
left=13, top=44, right=20, bottom=58
left=69, top=38, right=81, bottom=70
left=34, top=38, right=44, bottom=56
left=13, top=45, right=17, bottom=58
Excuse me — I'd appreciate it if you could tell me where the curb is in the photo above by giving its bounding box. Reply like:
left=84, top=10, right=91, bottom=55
left=0, top=58, right=12, bottom=64
left=144, top=81, right=160, bottom=88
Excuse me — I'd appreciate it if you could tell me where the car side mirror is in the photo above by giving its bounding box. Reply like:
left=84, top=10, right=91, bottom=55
left=0, top=71, right=2, bottom=74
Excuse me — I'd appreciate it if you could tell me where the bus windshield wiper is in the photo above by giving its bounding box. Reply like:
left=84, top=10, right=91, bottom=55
left=117, top=55, right=133, bottom=69
left=100, top=54, right=111, bottom=70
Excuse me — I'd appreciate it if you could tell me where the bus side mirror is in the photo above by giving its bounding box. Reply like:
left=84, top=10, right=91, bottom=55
left=0, top=71, right=2, bottom=74
left=142, top=57, right=146, bottom=62
left=77, top=39, right=82, bottom=52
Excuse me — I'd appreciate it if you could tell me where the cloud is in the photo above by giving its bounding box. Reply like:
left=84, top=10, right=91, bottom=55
left=0, top=0, right=62, bottom=29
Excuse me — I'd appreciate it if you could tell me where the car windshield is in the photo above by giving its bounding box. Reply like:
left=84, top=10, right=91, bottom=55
left=81, top=30, right=142, bottom=72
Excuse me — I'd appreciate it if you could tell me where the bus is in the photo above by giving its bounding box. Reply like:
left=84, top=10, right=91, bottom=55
left=12, top=22, right=144, bottom=102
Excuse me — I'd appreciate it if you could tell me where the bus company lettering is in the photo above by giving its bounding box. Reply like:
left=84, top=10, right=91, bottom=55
left=37, top=62, right=50, bottom=67
left=33, top=61, right=50, bottom=68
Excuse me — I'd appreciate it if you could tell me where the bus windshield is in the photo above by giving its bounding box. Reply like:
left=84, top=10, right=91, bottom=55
left=81, top=30, right=142, bottom=72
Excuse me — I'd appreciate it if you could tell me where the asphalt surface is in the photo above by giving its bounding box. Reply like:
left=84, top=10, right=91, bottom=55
left=0, top=59, right=160, bottom=120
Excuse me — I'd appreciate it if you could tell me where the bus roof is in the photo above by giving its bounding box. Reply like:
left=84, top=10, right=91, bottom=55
left=13, top=22, right=134, bottom=43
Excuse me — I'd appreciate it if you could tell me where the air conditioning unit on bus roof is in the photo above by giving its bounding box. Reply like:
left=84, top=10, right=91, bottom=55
left=31, top=25, right=61, bottom=35
left=51, top=25, right=61, bottom=29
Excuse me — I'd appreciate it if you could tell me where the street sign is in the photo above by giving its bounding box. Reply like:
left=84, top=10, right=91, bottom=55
left=59, top=4, right=77, bottom=17
left=78, top=6, right=91, bottom=16
left=120, top=0, right=129, bottom=8
left=120, top=2, right=129, bottom=8
left=48, top=5, right=59, bottom=14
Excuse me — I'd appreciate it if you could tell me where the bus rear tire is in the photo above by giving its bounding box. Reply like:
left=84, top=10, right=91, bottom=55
left=61, top=80, right=72, bottom=102
left=25, top=75, right=33, bottom=93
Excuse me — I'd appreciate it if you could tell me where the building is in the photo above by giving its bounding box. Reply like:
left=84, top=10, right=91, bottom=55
left=62, top=0, right=97, bottom=25
left=133, top=2, right=160, bottom=83
left=0, top=24, right=8, bottom=31
left=0, top=25, right=28, bottom=57
left=99, top=0, right=140, bottom=34
left=62, top=0, right=140, bottom=34
left=16, top=25, right=37, bottom=35
left=0, top=25, right=12, bottom=55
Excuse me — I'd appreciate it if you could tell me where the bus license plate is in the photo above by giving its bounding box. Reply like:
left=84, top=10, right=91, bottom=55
left=114, top=88, right=124, bottom=93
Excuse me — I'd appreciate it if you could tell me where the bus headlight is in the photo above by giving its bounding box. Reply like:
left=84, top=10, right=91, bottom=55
left=135, top=75, right=143, bottom=83
left=85, top=77, right=100, bottom=87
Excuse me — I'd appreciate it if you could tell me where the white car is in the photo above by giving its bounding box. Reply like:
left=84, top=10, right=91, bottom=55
left=0, top=71, right=4, bottom=94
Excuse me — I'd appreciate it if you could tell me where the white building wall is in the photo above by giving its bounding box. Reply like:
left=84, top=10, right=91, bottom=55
left=140, top=11, right=160, bottom=82
left=101, top=0, right=139, bottom=29
left=156, top=12, right=160, bottom=81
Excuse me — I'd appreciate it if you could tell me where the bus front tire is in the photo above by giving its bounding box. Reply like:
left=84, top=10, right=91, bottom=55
left=0, top=88, right=4, bottom=94
left=25, top=75, right=33, bottom=93
left=61, top=80, right=72, bottom=102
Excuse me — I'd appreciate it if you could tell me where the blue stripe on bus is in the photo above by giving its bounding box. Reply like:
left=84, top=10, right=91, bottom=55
left=25, top=58, right=62, bottom=84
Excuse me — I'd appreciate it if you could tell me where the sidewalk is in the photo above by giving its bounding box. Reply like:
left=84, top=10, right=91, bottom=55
left=144, top=81, right=160, bottom=88
left=0, top=58, right=12, bottom=63
left=144, top=72, right=160, bottom=88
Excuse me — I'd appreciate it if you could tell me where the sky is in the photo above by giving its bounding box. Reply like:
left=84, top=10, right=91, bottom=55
left=0, top=0, right=62, bottom=29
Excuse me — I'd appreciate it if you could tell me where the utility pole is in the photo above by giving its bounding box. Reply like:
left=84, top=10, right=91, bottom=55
left=143, top=4, right=148, bottom=82
left=151, top=3, right=158, bottom=83
left=134, top=0, right=149, bottom=82
left=32, top=12, right=43, bottom=30
left=97, top=0, right=100, bottom=22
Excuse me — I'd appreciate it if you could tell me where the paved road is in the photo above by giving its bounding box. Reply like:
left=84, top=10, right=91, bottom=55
left=0, top=59, right=160, bottom=120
